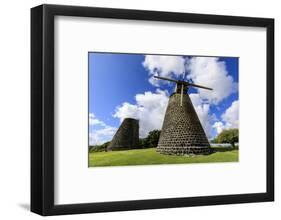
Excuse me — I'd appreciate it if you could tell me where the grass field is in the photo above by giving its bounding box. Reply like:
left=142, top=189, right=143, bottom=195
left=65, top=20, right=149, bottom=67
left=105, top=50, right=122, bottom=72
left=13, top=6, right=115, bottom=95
left=89, top=147, right=239, bottom=167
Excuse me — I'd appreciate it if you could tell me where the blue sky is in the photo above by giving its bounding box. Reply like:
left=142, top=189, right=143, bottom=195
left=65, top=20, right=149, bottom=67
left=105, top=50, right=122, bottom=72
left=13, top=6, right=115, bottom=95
left=89, top=52, right=239, bottom=145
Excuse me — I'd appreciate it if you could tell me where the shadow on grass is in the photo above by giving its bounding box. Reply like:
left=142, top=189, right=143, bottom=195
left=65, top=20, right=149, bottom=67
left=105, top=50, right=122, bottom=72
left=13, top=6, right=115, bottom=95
left=211, top=146, right=238, bottom=153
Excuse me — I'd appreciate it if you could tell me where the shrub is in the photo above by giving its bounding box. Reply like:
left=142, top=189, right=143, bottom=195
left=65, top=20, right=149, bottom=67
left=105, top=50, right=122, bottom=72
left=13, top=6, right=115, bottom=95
left=216, top=129, right=239, bottom=148
left=89, top=141, right=111, bottom=152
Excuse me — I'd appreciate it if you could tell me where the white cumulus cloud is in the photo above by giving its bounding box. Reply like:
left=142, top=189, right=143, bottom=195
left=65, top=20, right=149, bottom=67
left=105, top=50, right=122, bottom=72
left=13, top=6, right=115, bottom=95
left=222, top=100, right=239, bottom=128
left=212, top=100, right=239, bottom=134
left=114, top=89, right=169, bottom=137
left=142, top=55, right=186, bottom=86
left=212, top=121, right=225, bottom=134
left=89, top=113, right=117, bottom=145
left=189, top=93, right=216, bottom=138
left=187, top=57, right=238, bottom=105
left=89, top=113, right=106, bottom=126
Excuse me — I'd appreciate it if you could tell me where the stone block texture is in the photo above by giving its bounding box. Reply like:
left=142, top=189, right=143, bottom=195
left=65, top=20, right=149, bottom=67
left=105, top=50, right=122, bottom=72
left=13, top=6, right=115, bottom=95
left=107, top=118, right=139, bottom=151
left=157, top=93, right=211, bottom=155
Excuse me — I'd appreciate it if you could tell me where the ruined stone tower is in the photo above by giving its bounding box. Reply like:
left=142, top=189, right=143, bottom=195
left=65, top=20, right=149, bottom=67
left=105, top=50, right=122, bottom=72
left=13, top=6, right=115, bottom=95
left=154, top=76, right=212, bottom=155
left=107, top=118, right=139, bottom=151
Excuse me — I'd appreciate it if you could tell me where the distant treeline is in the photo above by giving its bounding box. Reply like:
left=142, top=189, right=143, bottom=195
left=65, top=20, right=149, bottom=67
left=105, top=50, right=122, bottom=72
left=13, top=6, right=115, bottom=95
left=89, top=130, right=161, bottom=153
left=89, top=128, right=239, bottom=153
left=89, top=141, right=111, bottom=153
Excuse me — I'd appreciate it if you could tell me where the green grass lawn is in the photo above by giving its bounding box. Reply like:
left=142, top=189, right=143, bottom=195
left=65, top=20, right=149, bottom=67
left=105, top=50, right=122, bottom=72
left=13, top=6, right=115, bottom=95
left=89, top=147, right=238, bottom=167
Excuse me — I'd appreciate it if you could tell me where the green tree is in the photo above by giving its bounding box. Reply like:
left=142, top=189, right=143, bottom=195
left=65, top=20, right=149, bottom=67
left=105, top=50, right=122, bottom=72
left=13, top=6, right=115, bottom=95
left=138, top=138, right=149, bottom=149
left=138, top=130, right=161, bottom=148
left=210, top=138, right=218, bottom=144
left=216, top=128, right=239, bottom=148
left=146, top=130, right=161, bottom=148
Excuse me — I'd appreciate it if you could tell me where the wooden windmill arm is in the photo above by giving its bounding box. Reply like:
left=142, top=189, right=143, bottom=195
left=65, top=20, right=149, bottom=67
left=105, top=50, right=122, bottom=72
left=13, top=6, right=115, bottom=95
left=186, top=82, right=213, bottom=90
left=153, top=75, right=178, bottom=83
left=154, top=75, right=213, bottom=91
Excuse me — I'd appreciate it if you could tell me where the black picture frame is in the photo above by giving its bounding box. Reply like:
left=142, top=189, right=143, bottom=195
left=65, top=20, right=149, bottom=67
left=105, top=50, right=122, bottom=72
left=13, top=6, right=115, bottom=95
left=31, top=4, right=274, bottom=216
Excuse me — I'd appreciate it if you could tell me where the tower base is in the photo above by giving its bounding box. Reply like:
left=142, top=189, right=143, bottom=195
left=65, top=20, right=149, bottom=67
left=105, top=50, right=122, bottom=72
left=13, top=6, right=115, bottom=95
left=156, top=146, right=212, bottom=156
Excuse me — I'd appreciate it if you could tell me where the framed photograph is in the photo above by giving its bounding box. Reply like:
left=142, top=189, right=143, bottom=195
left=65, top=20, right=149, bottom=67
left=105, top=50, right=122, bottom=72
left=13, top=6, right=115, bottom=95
left=31, top=4, right=274, bottom=216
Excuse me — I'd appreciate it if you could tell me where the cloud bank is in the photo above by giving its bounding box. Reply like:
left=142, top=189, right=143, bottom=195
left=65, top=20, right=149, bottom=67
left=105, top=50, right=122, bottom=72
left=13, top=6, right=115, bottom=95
left=142, top=55, right=186, bottom=86
left=89, top=113, right=117, bottom=145
left=213, top=100, right=239, bottom=134
left=113, top=89, right=169, bottom=137
left=189, top=93, right=216, bottom=138
left=187, top=57, right=238, bottom=104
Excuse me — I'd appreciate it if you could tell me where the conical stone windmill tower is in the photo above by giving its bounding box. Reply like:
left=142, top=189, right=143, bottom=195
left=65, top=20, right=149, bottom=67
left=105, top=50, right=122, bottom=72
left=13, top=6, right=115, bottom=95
left=107, top=118, right=139, bottom=151
left=155, top=76, right=212, bottom=155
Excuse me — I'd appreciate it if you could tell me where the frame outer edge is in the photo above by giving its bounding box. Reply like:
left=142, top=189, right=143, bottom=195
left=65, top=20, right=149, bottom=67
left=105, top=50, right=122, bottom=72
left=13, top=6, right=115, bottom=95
left=31, top=5, right=44, bottom=215
left=266, top=19, right=274, bottom=201
left=30, top=4, right=275, bottom=216
left=42, top=4, right=56, bottom=215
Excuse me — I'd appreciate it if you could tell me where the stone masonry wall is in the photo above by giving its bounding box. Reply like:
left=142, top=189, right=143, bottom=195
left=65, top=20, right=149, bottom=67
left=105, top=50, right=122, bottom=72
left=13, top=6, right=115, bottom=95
left=157, top=93, right=211, bottom=155
left=107, top=118, right=139, bottom=151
